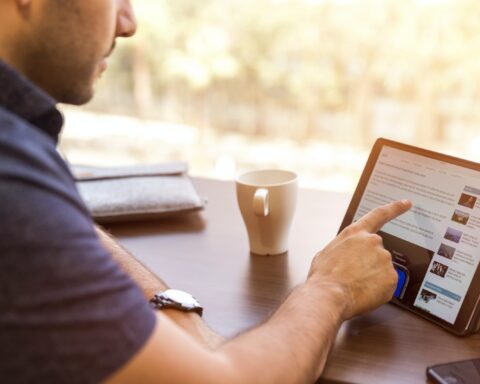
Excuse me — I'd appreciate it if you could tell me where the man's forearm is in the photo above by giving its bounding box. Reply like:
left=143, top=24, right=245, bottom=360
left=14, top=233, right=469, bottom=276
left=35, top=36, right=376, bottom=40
left=95, top=226, right=168, bottom=298
left=218, top=281, right=346, bottom=384
left=95, top=226, right=224, bottom=349
left=107, top=279, right=346, bottom=384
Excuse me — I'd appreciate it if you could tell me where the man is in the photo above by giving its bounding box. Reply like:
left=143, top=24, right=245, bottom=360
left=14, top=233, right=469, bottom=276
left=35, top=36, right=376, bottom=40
left=0, top=0, right=412, bottom=383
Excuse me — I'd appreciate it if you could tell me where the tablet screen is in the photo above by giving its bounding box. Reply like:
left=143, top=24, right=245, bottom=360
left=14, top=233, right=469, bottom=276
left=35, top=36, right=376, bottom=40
left=352, top=144, right=480, bottom=326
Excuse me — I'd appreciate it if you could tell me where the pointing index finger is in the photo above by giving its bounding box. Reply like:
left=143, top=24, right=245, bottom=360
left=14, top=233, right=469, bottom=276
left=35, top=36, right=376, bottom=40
left=356, top=200, right=412, bottom=233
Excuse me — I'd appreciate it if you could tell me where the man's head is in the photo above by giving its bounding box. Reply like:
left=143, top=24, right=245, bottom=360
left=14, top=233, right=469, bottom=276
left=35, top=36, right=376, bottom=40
left=0, top=0, right=137, bottom=105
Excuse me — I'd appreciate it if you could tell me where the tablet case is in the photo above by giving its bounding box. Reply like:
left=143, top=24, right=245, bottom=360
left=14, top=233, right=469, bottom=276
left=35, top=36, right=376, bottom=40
left=71, top=162, right=205, bottom=224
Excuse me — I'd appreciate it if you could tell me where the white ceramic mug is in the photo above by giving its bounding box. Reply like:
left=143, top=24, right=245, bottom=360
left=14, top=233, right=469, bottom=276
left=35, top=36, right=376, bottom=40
left=236, top=170, right=298, bottom=255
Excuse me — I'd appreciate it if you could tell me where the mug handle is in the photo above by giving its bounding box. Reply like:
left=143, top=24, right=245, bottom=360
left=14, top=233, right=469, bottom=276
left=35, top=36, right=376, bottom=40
left=253, top=188, right=269, bottom=217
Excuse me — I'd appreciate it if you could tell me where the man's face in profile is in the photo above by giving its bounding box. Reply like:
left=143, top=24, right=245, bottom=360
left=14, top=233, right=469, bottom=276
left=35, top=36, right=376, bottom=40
left=19, top=0, right=136, bottom=105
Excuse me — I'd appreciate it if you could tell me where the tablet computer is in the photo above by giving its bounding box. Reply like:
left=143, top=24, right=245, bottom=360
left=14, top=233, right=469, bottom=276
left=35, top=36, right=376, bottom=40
left=339, top=138, right=480, bottom=335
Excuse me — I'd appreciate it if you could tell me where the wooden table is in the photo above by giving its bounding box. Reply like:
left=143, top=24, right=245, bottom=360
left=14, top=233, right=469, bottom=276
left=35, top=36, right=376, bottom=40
left=108, top=178, right=480, bottom=384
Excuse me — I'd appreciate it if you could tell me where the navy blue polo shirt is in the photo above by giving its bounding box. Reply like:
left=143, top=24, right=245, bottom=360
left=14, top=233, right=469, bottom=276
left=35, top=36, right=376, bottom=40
left=0, top=60, right=156, bottom=383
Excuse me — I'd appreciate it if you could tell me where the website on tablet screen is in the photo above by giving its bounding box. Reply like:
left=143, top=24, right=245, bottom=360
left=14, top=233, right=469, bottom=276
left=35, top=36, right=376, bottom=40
left=353, top=146, right=480, bottom=324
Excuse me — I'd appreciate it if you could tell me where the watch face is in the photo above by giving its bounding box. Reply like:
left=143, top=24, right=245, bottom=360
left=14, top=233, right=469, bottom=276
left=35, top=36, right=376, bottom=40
left=153, top=289, right=203, bottom=316
left=164, top=289, right=198, bottom=307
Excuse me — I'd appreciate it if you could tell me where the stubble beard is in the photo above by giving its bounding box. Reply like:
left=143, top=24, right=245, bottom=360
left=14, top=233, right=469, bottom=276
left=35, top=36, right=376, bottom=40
left=20, top=2, right=102, bottom=105
left=24, top=38, right=99, bottom=105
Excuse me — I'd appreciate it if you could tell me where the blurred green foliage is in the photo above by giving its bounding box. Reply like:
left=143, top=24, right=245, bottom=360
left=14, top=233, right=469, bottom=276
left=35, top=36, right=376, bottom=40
left=89, top=0, right=480, bottom=147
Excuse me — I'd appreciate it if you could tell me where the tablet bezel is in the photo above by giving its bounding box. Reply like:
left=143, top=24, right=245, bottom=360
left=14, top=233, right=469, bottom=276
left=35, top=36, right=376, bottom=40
left=339, top=138, right=480, bottom=335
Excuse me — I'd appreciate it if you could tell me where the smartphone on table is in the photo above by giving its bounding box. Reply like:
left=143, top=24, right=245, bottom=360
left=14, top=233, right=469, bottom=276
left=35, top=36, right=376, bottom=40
left=427, top=359, right=480, bottom=384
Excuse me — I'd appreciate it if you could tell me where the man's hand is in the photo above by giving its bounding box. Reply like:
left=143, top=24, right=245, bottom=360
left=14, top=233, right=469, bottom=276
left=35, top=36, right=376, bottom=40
left=308, top=200, right=412, bottom=319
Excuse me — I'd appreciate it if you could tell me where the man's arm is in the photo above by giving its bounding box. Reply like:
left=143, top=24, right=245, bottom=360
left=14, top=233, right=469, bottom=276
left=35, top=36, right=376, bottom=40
left=107, top=200, right=412, bottom=384
left=108, top=280, right=344, bottom=384
left=95, top=226, right=224, bottom=349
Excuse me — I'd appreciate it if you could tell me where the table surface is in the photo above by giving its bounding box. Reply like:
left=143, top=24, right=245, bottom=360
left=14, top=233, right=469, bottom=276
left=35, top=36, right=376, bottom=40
left=108, top=178, right=480, bottom=384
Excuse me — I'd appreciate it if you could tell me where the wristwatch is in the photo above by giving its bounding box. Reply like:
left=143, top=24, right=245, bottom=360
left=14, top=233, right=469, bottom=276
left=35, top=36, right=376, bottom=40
left=150, top=289, right=203, bottom=316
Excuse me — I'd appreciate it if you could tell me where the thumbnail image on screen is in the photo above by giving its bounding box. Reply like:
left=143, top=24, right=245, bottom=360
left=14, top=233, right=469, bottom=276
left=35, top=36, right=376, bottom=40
left=458, top=193, right=477, bottom=209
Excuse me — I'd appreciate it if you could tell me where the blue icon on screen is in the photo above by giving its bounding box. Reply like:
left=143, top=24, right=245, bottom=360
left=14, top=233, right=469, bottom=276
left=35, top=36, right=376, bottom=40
left=393, top=266, right=408, bottom=299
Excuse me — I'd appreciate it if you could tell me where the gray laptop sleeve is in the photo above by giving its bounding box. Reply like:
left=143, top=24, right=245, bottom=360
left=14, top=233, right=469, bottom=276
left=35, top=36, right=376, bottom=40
left=71, top=162, right=205, bottom=223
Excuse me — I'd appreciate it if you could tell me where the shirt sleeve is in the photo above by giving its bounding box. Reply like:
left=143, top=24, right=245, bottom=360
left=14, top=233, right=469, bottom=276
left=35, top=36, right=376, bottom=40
left=0, top=120, right=156, bottom=384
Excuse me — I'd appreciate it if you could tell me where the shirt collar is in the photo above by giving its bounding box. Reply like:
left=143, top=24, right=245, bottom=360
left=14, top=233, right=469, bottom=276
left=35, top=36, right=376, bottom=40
left=0, top=60, right=64, bottom=143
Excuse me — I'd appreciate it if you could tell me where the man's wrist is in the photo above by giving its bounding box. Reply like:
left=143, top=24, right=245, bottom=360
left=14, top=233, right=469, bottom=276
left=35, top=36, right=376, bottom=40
left=303, top=277, right=350, bottom=321
left=162, top=309, right=225, bottom=349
